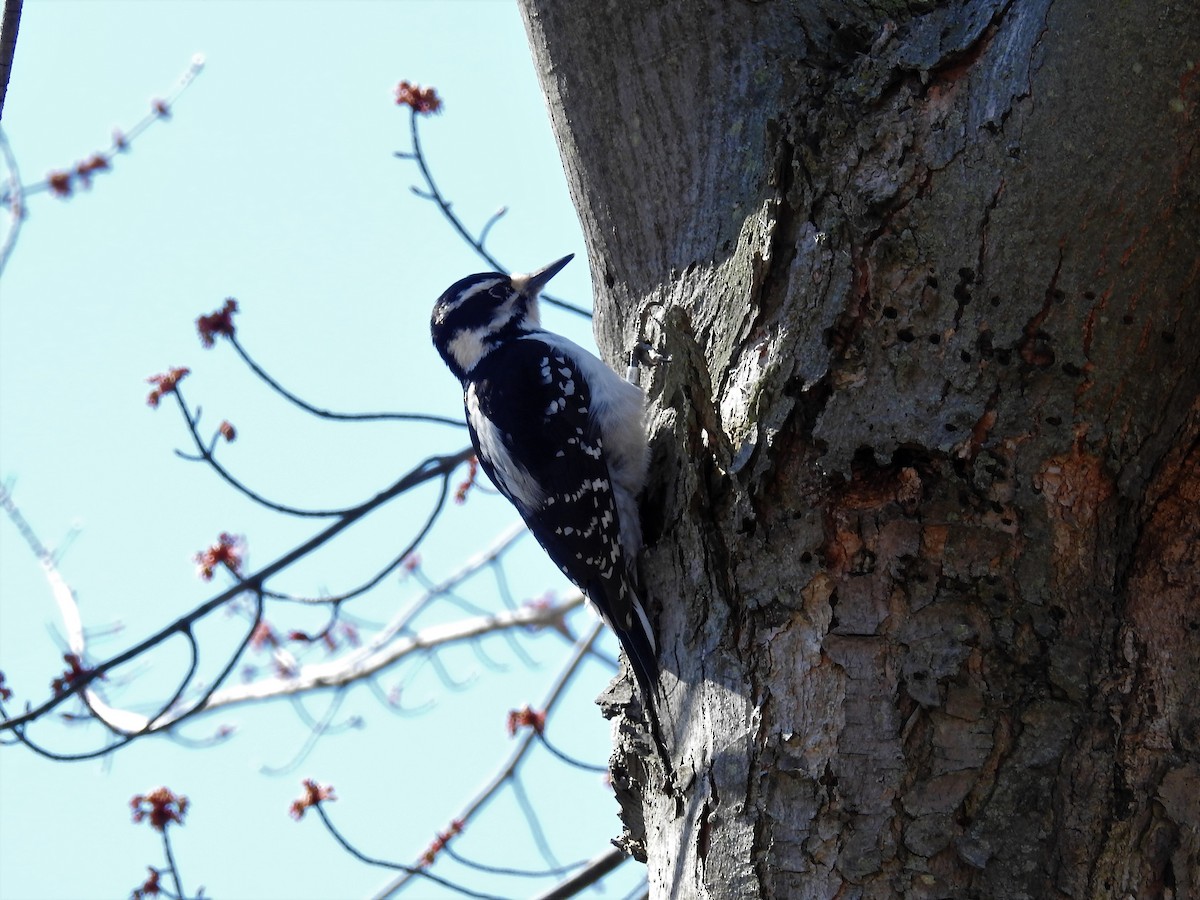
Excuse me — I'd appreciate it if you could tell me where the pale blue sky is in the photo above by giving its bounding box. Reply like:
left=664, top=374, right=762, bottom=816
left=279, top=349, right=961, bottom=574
left=0, top=3, right=641, bottom=898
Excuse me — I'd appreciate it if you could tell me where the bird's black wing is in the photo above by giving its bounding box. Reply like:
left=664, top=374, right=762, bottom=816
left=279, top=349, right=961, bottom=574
left=464, top=337, right=657, bottom=693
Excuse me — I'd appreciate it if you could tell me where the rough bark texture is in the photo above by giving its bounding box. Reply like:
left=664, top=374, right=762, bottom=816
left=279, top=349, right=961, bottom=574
left=518, top=1, right=1199, bottom=897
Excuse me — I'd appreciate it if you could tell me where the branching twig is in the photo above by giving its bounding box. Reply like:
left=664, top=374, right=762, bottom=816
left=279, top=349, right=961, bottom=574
left=373, top=619, right=603, bottom=899
left=10, top=55, right=204, bottom=202
left=531, top=848, right=632, bottom=900
left=312, top=802, right=513, bottom=900
left=170, top=387, right=388, bottom=518
left=398, top=109, right=591, bottom=320
left=0, top=449, right=473, bottom=737
left=0, top=126, right=22, bottom=276
left=227, top=334, right=466, bottom=428
left=261, top=469, right=452, bottom=603
left=535, top=732, right=607, bottom=774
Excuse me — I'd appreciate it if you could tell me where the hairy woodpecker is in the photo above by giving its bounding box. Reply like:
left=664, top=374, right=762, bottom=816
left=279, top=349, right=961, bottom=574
left=430, top=255, right=659, bottom=706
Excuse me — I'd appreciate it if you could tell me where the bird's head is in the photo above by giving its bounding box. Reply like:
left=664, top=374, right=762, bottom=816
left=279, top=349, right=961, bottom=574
left=431, top=254, right=573, bottom=381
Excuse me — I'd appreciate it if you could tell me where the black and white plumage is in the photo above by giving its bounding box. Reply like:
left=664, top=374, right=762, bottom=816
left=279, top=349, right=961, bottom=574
left=430, top=255, right=658, bottom=703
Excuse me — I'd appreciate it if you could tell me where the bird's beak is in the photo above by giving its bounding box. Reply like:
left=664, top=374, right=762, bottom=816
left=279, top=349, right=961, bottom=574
left=512, top=254, right=573, bottom=297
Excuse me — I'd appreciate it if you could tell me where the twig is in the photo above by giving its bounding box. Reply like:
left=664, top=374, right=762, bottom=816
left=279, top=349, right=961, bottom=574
left=13, top=55, right=204, bottom=200
left=261, top=470, right=452, bottom=603
left=312, top=803, right=513, bottom=900
left=401, top=110, right=591, bottom=320
left=0, top=125, right=22, bottom=276
left=535, top=732, right=607, bottom=774
left=441, top=844, right=587, bottom=880
left=372, top=619, right=603, bottom=899
left=170, top=387, right=379, bottom=518
left=161, top=829, right=185, bottom=900
left=531, top=848, right=631, bottom=900
left=227, top=334, right=466, bottom=428
left=0, top=449, right=473, bottom=735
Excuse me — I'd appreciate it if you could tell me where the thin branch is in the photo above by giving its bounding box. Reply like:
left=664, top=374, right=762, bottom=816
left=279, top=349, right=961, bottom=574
left=161, top=829, right=185, bottom=900
left=226, top=334, right=466, bottom=428
left=12, top=55, right=204, bottom=201
left=441, top=844, right=586, bottom=880
left=175, top=597, right=584, bottom=718
left=0, top=125, right=22, bottom=276
left=263, top=470, right=452, bottom=603
left=372, top=618, right=603, bottom=899
left=170, top=387, right=378, bottom=518
left=535, top=732, right=607, bottom=774
left=6, top=592, right=264, bottom=762
left=531, top=848, right=631, bottom=900
left=260, top=689, right=351, bottom=776
left=0, top=449, right=472, bottom=735
left=402, top=110, right=591, bottom=320
left=312, top=803, right=514, bottom=900
left=510, top=775, right=561, bottom=870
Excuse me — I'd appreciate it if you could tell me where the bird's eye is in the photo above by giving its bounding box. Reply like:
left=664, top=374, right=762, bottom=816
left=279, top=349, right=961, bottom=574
left=488, top=284, right=510, bottom=302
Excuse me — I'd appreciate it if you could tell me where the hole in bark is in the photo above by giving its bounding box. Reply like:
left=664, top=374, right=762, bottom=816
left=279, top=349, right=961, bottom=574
left=976, top=329, right=994, bottom=358
left=1052, top=288, right=1066, bottom=302
left=1121, top=314, right=1134, bottom=325
left=897, top=327, right=915, bottom=342
left=989, top=296, right=1001, bottom=307
left=926, top=274, right=939, bottom=289
left=1084, top=290, right=1097, bottom=300
left=1045, top=415, right=1063, bottom=426
left=958, top=267, right=976, bottom=283
left=928, top=333, right=941, bottom=345
left=953, top=283, right=972, bottom=302
left=883, top=306, right=898, bottom=319
left=1020, top=329, right=1056, bottom=367
left=996, top=348, right=1012, bottom=365
left=1061, top=362, right=1082, bottom=377
left=603, top=269, right=616, bottom=289
left=800, top=551, right=813, bottom=564
left=1162, top=331, right=1176, bottom=344
left=944, top=422, right=957, bottom=432
left=960, top=350, right=972, bottom=363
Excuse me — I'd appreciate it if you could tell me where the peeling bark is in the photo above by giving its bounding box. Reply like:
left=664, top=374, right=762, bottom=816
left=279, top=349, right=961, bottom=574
left=519, top=1, right=1199, bottom=896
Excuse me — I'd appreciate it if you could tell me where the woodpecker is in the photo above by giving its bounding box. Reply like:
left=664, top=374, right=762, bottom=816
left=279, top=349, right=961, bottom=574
left=430, top=255, right=659, bottom=708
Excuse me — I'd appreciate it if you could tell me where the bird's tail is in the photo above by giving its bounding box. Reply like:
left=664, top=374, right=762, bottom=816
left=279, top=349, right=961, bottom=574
left=614, top=587, right=659, bottom=706
left=593, top=575, right=674, bottom=782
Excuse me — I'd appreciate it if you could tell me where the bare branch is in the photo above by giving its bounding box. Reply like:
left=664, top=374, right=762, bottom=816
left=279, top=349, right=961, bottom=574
left=169, top=387, right=393, bottom=518
left=0, top=449, right=472, bottom=736
left=189, top=598, right=583, bottom=718
left=311, top=802, right=514, bottom=900
left=399, top=110, right=591, bottom=320
left=531, top=848, right=631, bottom=900
left=372, top=619, right=603, bottom=899
left=226, top=333, right=466, bottom=428
left=0, top=126, right=22, bottom=276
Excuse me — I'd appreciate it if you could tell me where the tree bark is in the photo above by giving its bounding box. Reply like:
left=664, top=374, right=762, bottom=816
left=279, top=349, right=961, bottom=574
left=518, top=1, right=1200, bottom=897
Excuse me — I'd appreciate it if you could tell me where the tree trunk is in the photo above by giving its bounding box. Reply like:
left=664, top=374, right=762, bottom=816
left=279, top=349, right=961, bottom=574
left=518, top=1, right=1200, bottom=897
